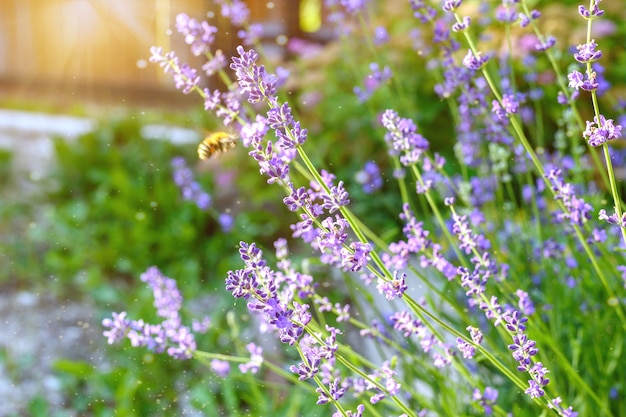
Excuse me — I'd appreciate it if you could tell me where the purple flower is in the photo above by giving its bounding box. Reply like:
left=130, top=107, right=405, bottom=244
left=238, top=23, right=263, bottom=46
left=550, top=397, right=579, bottom=417
left=171, top=157, right=212, bottom=210
left=266, top=102, right=293, bottom=130
left=508, top=332, right=538, bottom=369
left=516, top=289, right=535, bottom=315
left=341, top=241, right=372, bottom=272
left=535, top=36, right=556, bottom=51
left=373, top=25, right=389, bottom=45
left=230, top=46, right=277, bottom=105
left=173, top=63, right=201, bottom=94
left=240, top=114, right=269, bottom=147
left=452, top=16, right=471, bottom=32
left=333, top=404, right=365, bottom=417
left=291, top=214, right=318, bottom=243
left=504, top=310, right=528, bottom=334
left=318, top=215, right=349, bottom=249
left=283, top=183, right=310, bottom=211
left=519, top=13, right=531, bottom=27
left=102, top=312, right=130, bottom=344
left=321, top=181, right=350, bottom=213
left=529, top=362, right=550, bottom=387
left=578, top=0, right=604, bottom=18
left=599, top=209, right=626, bottom=228
left=149, top=46, right=176, bottom=72
left=192, top=316, right=211, bottom=333
left=582, top=114, right=622, bottom=146
left=452, top=212, right=481, bottom=254
left=319, top=325, right=342, bottom=360
left=567, top=70, right=584, bottom=90
left=355, top=161, right=383, bottom=193
left=519, top=10, right=540, bottom=27
left=467, top=326, right=483, bottom=344
left=216, top=0, right=250, bottom=26
left=473, top=387, right=498, bottom=415
left=462, top=50, right=489, bottom=70
left=316, top=378, right=345, bottom=404
left=501, top=94, right=520, bottom=114
left=457, top=337, right=475, bottom=359
left=175, top=13, right=217, bottom=56
left=339, top=0, right=368, bottom=14
left=390, top=310, right=423, bottom=337
left=545, top=168, right=592, bottom=226
left=381, top=109, right=429, bottom=165
left=228, top=242, right=315, bottom=346
left=376, top=271, right=408, bottom=300
left=140, top=266, right=183, bottom=320
left=210, top=359, right=230, bottom=377
left=202, top=50, right=227, bottom=76
left=103, top=267, right=198, bottom=360
left=354, top=63, right=392, bottom=103
left=442, top=0, right=463, bottom=12
left=249, top=142, right=290, bottom=184
left=525, top=379, right=545, bottom=398
left=410, top=0, right=438, bottom=23
left=202, top=88, right=220, bottom=111
left=149, top=47, right=203, bottom=95
left=225, top=268, right=256, bottom=299
left=573, top=39, right=603, bottom=63
left=218, top=212, right=234, bottom=232
left=216, top=91, right=243, bottom=126
left=239, top=342, right=264, bottom=374
left=495, top=6, right=517, bottom=24
left=290, top=350, right=321, bottom=380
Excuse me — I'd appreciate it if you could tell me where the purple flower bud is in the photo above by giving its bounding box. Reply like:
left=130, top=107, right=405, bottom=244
left=573, top=39, right=603, bottom=63
left=462, top=50, right=489, bottom=70
left=442, top=0, right=463, bottom=12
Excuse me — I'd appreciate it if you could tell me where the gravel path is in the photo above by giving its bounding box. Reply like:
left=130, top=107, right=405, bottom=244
left=0, top=291, right=104, bottom=416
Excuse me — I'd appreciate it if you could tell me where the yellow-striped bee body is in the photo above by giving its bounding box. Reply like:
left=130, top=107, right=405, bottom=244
left=197, top=132, right=237, bottom=160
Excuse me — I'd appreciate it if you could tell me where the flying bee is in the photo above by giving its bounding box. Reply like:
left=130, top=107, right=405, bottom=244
left=197, top=131, right=237, bottom=160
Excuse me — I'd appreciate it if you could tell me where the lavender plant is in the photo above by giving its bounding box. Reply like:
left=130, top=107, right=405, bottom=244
left=104, top=0, right=626, bottom=415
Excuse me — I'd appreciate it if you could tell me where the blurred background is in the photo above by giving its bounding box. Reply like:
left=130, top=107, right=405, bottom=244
left=0, top=1, right=336, bottom=416
left=0, top=0, right=330, bottom=106
left=1, top=0, right=624, bottom=416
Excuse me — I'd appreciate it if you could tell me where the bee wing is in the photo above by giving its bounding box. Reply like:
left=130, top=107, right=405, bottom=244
left=197, top=132, right=237, bottom=160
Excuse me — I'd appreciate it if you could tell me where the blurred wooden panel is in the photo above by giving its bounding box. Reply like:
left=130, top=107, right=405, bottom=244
left=0, top=0, right=331, bottom=106
left=0, top=0, right=217, bottom=88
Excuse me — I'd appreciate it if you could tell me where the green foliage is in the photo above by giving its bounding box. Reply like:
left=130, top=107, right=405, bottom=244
left=32, top=118, right=234, bottom=293
left=0, top=148, right=11, bottom=182
left=0, top=115, right=288, bottom=414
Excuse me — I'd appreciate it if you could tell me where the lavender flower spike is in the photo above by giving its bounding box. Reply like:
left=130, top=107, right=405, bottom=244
left=102, top=267, right=199, bottom=360
left=381, top=109, right=429, bottom=166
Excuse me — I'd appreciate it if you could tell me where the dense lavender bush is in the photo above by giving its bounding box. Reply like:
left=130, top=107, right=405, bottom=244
left=104, top=0, right=626, bottom=415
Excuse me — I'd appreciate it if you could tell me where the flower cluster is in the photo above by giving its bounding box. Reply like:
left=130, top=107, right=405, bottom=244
left=354, top=63, right=392, bottom=103
left=226, top=241, right=313, bottom=345
left=171, top=157, right=211, bottom=210
left=582, top=114, right=622, bottom=147
left=103, top=267, right=209, bottom=360
left=567, top=0, right=623, bottom=150
left=381, top=109, right=429, bottom=166
left=355, top=161, right=383, bottom=193
left=545, top=168, right=592, bottom=227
